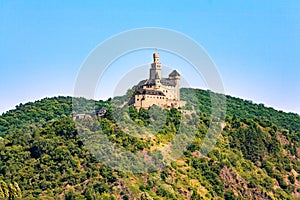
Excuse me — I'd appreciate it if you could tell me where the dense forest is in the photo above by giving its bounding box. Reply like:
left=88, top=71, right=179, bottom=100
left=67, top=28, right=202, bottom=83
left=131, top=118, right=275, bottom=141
left=0, top=88, right=299, bottom=199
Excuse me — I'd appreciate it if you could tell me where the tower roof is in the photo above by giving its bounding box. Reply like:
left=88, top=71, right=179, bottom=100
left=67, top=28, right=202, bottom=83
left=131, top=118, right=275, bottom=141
left=169, top=70, right=180, bottom=77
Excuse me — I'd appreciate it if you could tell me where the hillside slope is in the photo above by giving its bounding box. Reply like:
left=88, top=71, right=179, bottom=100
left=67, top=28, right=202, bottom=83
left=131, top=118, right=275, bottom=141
left=0, top=88, right=299, bottom=199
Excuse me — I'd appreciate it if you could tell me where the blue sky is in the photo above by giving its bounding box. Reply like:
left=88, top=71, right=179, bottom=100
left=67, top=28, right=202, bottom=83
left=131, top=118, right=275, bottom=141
left=0, top=1, right=300, bottom=114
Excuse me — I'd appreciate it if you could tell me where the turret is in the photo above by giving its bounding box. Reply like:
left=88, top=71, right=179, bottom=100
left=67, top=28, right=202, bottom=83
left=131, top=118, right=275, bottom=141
left=169, top=70, right=180, bottom=101
left=168, top=70, right=180, bottom=80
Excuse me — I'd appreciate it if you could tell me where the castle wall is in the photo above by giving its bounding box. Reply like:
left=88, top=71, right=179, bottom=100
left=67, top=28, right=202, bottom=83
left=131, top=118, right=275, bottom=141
left=159, top=83, right=179, bottom=100
left=135, top=94, right=167, bottom=110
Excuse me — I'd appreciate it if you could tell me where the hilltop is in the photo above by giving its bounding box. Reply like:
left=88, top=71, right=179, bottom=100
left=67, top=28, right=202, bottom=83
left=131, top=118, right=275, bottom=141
left=0, top=88, right=299, bottom=199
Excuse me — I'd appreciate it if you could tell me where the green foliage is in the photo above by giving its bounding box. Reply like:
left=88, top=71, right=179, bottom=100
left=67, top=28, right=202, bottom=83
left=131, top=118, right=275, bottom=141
left=0, top=180, right=22, bottom=199
left=224, top=190, right=236, bottom=200
left=0, top=89, right=299, bottom=199
left=230, top=123, right=266, bottom=164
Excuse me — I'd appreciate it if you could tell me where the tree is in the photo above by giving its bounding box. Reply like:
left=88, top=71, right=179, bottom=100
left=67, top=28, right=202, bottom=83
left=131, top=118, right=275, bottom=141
left=0, top=180, right=9, bottom=199
left=0, top=180, right=22, bottom=200
left=224, top=190, right=236, bottom=200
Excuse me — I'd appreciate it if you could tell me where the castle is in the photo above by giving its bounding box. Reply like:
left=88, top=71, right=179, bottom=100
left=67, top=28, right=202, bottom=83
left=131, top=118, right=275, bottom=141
left=130, top=53, right=185, bottom=110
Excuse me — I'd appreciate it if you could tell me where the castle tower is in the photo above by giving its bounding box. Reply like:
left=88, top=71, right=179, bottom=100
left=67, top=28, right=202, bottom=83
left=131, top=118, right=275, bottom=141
left=169, top=70, right=181, bottom=101
left=150, top=53, right=162, bottom=80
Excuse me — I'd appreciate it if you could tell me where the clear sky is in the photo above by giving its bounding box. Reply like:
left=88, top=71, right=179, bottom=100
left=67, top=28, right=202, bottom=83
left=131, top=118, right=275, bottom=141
left=0, top=1, right=300, bottom=114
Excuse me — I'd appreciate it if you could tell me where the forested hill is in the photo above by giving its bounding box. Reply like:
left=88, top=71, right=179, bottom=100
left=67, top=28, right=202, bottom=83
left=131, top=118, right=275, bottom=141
left=0, top=88, right=299, bottom=199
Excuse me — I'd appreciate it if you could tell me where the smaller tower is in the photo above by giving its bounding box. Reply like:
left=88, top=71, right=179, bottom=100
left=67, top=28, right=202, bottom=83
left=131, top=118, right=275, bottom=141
left=150, top=53, right=162, bottom=80
left=169, top=70, right=181, bottom=101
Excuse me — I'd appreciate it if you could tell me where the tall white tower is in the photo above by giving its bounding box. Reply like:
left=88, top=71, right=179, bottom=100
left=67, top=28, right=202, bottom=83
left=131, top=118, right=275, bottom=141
left=149, top=53, right=162, bottom=80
